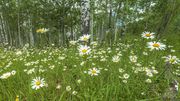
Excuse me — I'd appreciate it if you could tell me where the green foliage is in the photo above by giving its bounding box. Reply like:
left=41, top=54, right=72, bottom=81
left=0, top=0, right=180, bottom=47
left=0, top=34, right=179, bottom=100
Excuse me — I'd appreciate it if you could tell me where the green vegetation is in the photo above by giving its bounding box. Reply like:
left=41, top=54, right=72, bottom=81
left=0, top=34, right=180, bottom=100
left=0, top=0, right=180, bottom=101
left=0, top=0, right=180, bottom=47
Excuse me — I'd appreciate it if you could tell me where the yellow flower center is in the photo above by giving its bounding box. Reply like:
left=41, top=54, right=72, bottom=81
left=36, top=29, right=46, bottom=33
left=36, top=81, right=41, bottom=86
left=15, top=96, right=19, bottom=101
left=82, top=49, right=87, bottom=53
left=83, top=37, right=88, bottom=41
left=36, top=29, right=42, bottom=33
left=153, top=43, right=160, bottom=47
left=170, top=59, right=175, bottom=63
left=91, top=70, right=97, bottom=74
left=145, top=33, right=151, bottom=37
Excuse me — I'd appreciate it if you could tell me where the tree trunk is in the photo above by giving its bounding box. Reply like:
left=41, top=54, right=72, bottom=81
left=17, top=0, right=23, bottom=47
left=81, top=0, right=90, bottom=35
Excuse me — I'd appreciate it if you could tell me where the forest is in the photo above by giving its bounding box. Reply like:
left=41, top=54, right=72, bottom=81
left=0, top=0, right=179, bottom=47
left=0, top=0, right=180, bottom=101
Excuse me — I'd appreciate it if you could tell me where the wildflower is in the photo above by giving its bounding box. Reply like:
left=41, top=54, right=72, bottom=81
left=78, top=45, right=91, bottom=56
left=77, top=79, right=82, bottom=84
left=49, top=65, right=55, bottom=69
left=170, top=49, right=176, bottom=53
left=92, top=63, right=96, bottom=66
left=51, top=43, right=55, bottom=46
left=123, top=73, right=130, bottom=79
left=141, top=31, right=155, bottom=39
left=66, top=86, right=71, bottom=91
left=91, top=41, right=98, bottom=47
left=58, top=56, right=65, bottom=60
left=129, top=55, right=138, bottom=63
left=100, top=58, right=107, bottom=62
left=69, top=40, right=77, bottom=45
left=16, top=51, right=22, bottom=56
left=72, top=91, right=78, bottom=95
left=39, top=68, right=46, bottom=72
left=31, top=77, right=46, bottom=90
left=152, top=69, right=158, bottom=74
left=145, top=67, right=158, bottom=77
left=36, top=28, right=49, bottom=33
left=163, top=55, right=179, bottom=64
left=122, top=80, right=127, bottom=83
left=147, top=41, right=166, bottom=50
left=117, top=52, right=122, bottom=56
left=112, top=55, right=120, bottom=62
left=0, top=72, right=12, bottom=79
left=80, top=61, right=85, bottom=66
left=11, top=70, right=16, bottom=75
left=136, top=63, right=142, bottom=67
left=15, top=95, right=19, bottom=101
left=88, top=68, right=100, bottom=76
left=79, top=34, right=90, bottom=42
left=168, top=45, right=173, bottom=48
left=27, top=68, right=35, bottom=75
left=146, top=71, right=153, bottom=77
left=141, top=92, right=145, bottom=95
left=63, top=68, right=66, bottom=71
left=143, top=52, right=148, bottom=55
left=119, top=68, right=125, bottom=73
left=173, top=80, right=179, bottom=91
left=56, top=84, right=61, bottom=89
left=145, top=79, right=152, bottom=83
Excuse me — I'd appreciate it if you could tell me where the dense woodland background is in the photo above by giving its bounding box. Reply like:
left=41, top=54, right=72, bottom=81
left=0, top=0, right=180, bottom=47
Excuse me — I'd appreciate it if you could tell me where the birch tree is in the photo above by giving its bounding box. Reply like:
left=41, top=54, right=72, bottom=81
left=81, top=0, right=90, bottom=35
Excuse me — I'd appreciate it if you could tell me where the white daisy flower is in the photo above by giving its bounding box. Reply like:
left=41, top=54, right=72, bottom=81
left=152, top=70, right=158, bottom=74
left=112, top=55, right=120, bottom=62
left=119, top=68, right=125, bottom=73
left=11, top=70, right=16, bottom=75
left=72, top=91, right=78, bottom=95
left=163, top=55, right=179, bottom=64
left=123, top=73, right=130, bottom=79
left=129, top=55, right=138, bottom=63
left=122, top=80, right=127, bottom=83
left=79, top=34, right=90, bottom=42
left=141, top=31, right=155, bottom=39
left=88, top=68, right=100, bottom=76
left=36, top=28, right=49, bottom=33
left=145, top=79, right=152, bottom=83
left=66, top=86, right=71, bottom=91
left=147, top=41, right=166, bottom=50
left=27, top=68, right=35, bottom=75
left=0, top=72, right=12, bottom=79
left=31, top=77, right=46, bottom=90
left=146, top=71, right=153, bottom=77
left=78, top=45, right=91, bottom=56
left=69, top=40, right=77, bottom=45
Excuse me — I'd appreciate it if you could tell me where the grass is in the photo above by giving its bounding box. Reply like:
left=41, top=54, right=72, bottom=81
left=0, top=34, right=179, bottom=101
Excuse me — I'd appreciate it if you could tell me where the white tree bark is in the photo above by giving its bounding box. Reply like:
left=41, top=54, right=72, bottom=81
left=81, top=0, right=90, bottom=35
